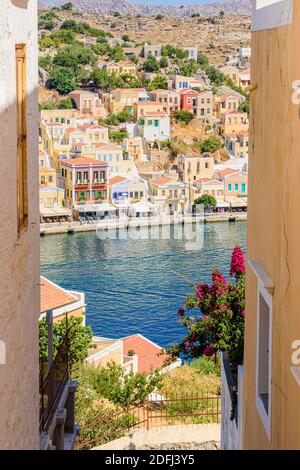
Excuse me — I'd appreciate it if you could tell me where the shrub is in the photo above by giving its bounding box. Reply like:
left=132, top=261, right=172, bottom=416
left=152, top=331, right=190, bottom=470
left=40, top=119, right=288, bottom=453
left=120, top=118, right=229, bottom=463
left=39, top=316, right=94, bottom=365
left=190, top=356, right=220, bottom=376
left=59, top=97, right=74, bottom=109
left=144, top=56, right=160, bottom=73
left=48, top=66, right=77, bottom=94
left=159, top=364, right=220, bottom=397
left=194, top=195, right=217, bottom=212
left=173, top=110, right=194, bottom=125
left=200, top=135, right=224, bottom=153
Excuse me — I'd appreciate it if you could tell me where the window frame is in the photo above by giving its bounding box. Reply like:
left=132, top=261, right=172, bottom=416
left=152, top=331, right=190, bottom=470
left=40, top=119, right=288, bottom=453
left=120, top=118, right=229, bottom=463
left=256, top=280, right=273, bottom=441
left=16, top=43, right=28, bottom=237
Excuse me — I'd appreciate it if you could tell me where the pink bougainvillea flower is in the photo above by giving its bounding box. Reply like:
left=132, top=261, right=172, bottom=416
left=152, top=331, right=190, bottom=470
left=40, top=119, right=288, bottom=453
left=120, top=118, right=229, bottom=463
left=230, top=245, right=245, bottom=277
left=197, top=283, right=211, bottom=299
left=240, top=310, right=245, bottom=318
left=177, top=308, right=185, bottom=316
left=212, top=269, right=227, bottom=295
left=204, top=345, right=214, bottom=357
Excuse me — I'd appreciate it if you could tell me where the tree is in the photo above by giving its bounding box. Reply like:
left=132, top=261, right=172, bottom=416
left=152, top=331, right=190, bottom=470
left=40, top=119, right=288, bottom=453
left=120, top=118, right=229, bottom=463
left=194, top=194, right=217, bottom=212
left=219, top=10, right=225, bottom=17
left=197, top=53, right=209, bottom=68
left=53, top=45, right=96, bottom=73
left=238, top=101, right=249, bottom=114
left=61, top=2, right=73, bottom=11
left=48, top=66, right=76, bottom=94
left=178, top=59, right=199, bottom=77
left=39, top=316, right=94, bottom=365
left=155, top=14, right=164, bottom=20
left=159, top=57, right=168, bottom=68
left=39, top=56, right=53, bottom=72
left=173, top=109, right=194, bottom=125
left=109, top=130, right=129, bottom=143
left=108, top=45, right=125, bottom=62
left=144, top=55, right=160, bottom=72
left=147, top=75, right=168, bottom=91
left=200, top=135, right=224, bottom=153
left=122, top=34, right=130, bottom=42
left=59, top=97, right=74, bottom=109
left=91, top=361, right=162, bottom=412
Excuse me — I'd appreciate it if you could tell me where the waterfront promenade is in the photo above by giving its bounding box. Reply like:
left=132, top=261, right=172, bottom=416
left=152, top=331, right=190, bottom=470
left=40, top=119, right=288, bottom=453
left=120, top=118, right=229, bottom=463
left=40, top=213, right=247, bottom=236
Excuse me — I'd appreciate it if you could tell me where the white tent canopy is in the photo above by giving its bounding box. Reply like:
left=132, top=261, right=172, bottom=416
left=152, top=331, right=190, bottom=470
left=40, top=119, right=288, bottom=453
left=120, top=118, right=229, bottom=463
left=128, top=201, right=156, bottom=216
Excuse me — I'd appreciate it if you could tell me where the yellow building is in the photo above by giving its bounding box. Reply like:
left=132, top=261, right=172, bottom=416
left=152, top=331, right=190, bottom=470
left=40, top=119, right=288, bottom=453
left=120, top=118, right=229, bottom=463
left=106, top=88, right=147, bottom=114
left=224, top=131, right=249, bottom=158
left=39, top=150, right=57, bottom=186
left=136, top=101, right=164, bottom=121
left=220, top=65, right=240, bottom=86
left=122, top=136, right=144, bottom=162
left=218, top=110, right=249, bottom=136
left=242, top=0, right=300, bottom=450
left=150, top=176, right=189, bottom=213
left=95, top=143, right=134, bottom=175
left=178, top=154, right=214, bottom=183
left=40, top=108, right=80, bottom=127
left=102, top=60, right=138, bottom=76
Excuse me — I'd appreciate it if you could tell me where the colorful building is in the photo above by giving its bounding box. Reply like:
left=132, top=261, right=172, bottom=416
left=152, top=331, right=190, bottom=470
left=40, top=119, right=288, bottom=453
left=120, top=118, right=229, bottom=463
left=61, top=157, right=108, bottom=208
left=95, top=143, right=133, bottom=175
left=105, top=88, right=148, bottom=115
left=150, top=89, right=181, bottom=115
left=139, top=111, right=170, bottom=143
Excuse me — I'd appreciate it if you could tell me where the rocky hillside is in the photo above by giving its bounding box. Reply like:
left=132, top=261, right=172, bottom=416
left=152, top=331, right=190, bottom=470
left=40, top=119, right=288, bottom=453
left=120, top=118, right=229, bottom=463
left=39, top=0, right=251, bottom=17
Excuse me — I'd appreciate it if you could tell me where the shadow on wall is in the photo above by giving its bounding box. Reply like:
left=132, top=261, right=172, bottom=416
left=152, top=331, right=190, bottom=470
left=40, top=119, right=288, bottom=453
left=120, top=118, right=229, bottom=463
left=11, top=0, right=29, bottom=9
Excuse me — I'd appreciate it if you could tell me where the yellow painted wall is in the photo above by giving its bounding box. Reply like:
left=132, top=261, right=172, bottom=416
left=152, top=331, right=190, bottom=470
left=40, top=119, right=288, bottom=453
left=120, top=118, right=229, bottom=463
left=243, top=1, right=300, bottom=450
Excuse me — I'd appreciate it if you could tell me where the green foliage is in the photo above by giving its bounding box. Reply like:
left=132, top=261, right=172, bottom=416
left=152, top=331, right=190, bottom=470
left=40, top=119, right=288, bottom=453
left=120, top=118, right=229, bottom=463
left=92, top=41, right=110, bottom=56
left=194, top=194, right=217, bottom=211
left=173, top=109, right=194, bottom=125
left=200, top=135, right=224, bottom=153
left=113, top=11, right=121, bottom=17
left=144, top=55, right=160, bottom=72
left=111, top=23, right=117, bottom=29
left=39, top=35, right=54, bottom=51
left=155, top=14, right=164, bottom=20
left=39, top=316, right=94, bottom=365
left=147, top=75, right=168, bottom=91
left=86, top=361, right=161, bottom=412
left=190, top=356, right=220, bottom=376
left=162, top=45, right=188, bottom=60
left=61, top=2, right=73, bottom=10
left=90, top=69, right=123, bottom=92
left=159, top=57, right=168, bottom=68
left=53, top=45, right=96, bottom=72
left=109, top=130, right=129, bottom=143
left=108, top=45, right=125, bottom=62
left=167, top=247, right=246, bottom=370
left=122, top=34, right=130, bottom=42
left=39, top=56, right=53, bottom=72
left=48, top=66, right=76, bottom=94
left=59, top=97, right=74, bottom=109
left=50, top=29, right=76, bottom=46
left=238, top=100, right=249, bottom=114
left=197, top=53, right=209, bottom=68
left=178, top=59, right=199, bottom=77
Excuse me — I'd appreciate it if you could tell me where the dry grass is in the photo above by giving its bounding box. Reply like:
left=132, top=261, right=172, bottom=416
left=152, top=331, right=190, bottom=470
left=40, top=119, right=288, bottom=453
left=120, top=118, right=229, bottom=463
left=160, top=364, right=221, bottom=397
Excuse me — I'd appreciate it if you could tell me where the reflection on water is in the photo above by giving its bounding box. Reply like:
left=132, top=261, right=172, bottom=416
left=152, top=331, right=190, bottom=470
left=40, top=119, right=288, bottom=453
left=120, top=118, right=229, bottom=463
left=40, top=221, right=247, bottom=347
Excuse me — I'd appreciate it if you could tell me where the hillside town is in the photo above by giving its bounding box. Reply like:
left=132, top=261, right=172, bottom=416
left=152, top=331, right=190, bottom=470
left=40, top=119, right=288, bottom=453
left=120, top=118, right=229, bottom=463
left=38, top=6, right=250, bottom=227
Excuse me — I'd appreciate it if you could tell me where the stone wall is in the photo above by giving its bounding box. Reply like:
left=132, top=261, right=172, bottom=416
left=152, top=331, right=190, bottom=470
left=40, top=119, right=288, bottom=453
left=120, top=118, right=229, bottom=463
left=0, top=0, right=40, bottom=449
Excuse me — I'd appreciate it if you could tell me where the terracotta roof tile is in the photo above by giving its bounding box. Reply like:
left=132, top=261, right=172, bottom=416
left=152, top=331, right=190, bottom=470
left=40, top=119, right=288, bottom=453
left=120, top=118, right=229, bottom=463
left=122, top=334, right=168, bottom=374
left=40, top=276, right=78, bottom=314
left=62, top=157, right=107, bottom=167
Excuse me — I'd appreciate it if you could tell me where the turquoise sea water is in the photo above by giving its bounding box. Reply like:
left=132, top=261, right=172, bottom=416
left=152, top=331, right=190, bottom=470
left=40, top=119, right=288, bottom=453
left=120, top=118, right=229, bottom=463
left=40, top=221, right=247, bottom=348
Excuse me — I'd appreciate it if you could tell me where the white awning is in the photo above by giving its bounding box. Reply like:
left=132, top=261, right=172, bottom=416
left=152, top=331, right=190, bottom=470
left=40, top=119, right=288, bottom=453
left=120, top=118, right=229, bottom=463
left=216, top=200, right=230, bottom=208
left=41, top=207, right=71, bottom=217
left=225, top=197, right=248, bottom=208
left=74, top=204, right=116, bottom=212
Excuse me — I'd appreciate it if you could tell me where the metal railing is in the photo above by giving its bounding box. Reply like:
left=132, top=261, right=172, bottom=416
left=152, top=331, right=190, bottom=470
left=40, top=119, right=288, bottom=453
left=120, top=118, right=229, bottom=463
left=39, top=328, right=71, bottom=433
left=75, top=393, right=221, bottom=450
